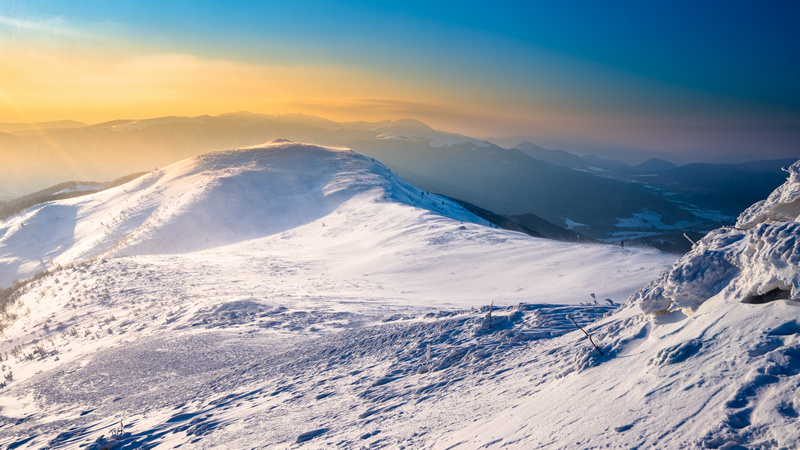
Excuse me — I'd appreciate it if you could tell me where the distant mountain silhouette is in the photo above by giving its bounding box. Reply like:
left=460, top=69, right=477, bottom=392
left=442, top=196, right=593, bottom=243
left=580, top=154, right=631, bottom=171
left=513, top=141, right=588, bottom=169
left=1, top=113, right=795, bottom=245
left=633, top=158, right=678, bottom=171
left=0, top=172, right=145, bottom=220
left=0, top=120, right=86, bottom=134
left=503, top=213, right=593, bottom=243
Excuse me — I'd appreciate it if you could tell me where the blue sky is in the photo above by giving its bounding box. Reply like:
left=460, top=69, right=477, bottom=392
left=1, top=0, right=799, bottom=159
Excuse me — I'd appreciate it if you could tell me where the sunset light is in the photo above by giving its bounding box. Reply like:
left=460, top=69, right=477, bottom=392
left=2, top=1, right=799, bottom=157
left=1, top=3, right=800, bottom=448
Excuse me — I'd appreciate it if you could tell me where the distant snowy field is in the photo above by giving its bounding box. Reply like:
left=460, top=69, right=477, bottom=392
left=1, top=142, right=796, bottom=448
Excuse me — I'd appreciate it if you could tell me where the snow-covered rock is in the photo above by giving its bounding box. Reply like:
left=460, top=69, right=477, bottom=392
left=635, top=159, right=800, bottom=316
left=737, top=160, right=800, bottom=229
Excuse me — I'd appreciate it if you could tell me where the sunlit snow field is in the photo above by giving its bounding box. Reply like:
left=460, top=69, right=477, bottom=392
left=0, top=142, right=797, bottom=449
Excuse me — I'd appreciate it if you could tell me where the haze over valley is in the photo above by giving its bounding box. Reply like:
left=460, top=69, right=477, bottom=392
left=1, top=113, right=794, bottom=252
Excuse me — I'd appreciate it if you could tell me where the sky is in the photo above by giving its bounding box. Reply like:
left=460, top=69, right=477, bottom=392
left=1, top=0, right=799, bottom=159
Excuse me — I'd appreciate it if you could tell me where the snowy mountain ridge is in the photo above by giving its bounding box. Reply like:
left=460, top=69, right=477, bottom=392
left=4, top=112, right=791, bottom=252
left=0, top=140, right=486, bottom=288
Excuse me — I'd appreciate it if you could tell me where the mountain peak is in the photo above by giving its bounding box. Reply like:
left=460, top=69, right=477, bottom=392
left=513, top=141, right=548, bottom=151
left=390, top=118, right=434, bottom=131
left=634, top=157, right=678, bottom=171
left=0, top=141, right=485, bottom=287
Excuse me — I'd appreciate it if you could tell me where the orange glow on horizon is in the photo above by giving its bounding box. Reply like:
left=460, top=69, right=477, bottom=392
left=0, top=44, right=576, bottom=139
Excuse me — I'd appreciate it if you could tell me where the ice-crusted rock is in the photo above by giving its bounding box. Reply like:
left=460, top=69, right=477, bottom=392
left=635, top=159, right=800, bottom=316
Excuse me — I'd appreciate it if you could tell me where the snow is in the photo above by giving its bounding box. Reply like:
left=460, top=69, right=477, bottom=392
left=615, top=208, right=689, bottom=231
left=434, top=298, right=800, bottom=449
left=2, top=141, right=797, bottom=449
left=0, top=141, right=676, bottom=448
left=563, top=218, right=585, bottom=229
left=434, top=158, right=800, bottom=446
left=635, top=160, right=800, bottom=317
left=0, top=140, right=669, bottom=304
left=737, top=160, right=800, bottom=229
left=53, top=185, right=102, bottom=196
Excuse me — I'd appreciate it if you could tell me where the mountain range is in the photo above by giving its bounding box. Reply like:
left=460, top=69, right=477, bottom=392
left=1, top=113, right=795, bottom=252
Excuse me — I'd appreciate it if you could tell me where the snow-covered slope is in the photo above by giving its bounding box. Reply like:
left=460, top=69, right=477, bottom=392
left=435, top=160, right=800, bottom=449
left=1, top=140, right=479, bottom=287
left=0, top=141, right=678, bottom=448
left=0, top=140, right=669, bottom=303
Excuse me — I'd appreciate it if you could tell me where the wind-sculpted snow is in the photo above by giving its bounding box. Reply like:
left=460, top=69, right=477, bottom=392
left=733, top=221, right=800, bottom=303
left=634, top=228, right=743, bottom=316
left=635, top=159, right=800, bottom=317
left=0, top=252, right=616, bottom=448
left=737, top=159, right=800, bottom=229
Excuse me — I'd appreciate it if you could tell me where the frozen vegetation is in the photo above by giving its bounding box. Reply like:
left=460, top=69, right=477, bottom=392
left=0, top=141, right=797, bottom=448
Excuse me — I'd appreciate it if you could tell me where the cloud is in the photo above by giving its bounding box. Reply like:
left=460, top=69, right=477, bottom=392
left=0, top=15, right=98, bottom=40
left=0, top=48, right=424, bottom=123
left=289, top=96, right=542, bottom=137
left=292, top=97, right=469, bottom=119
